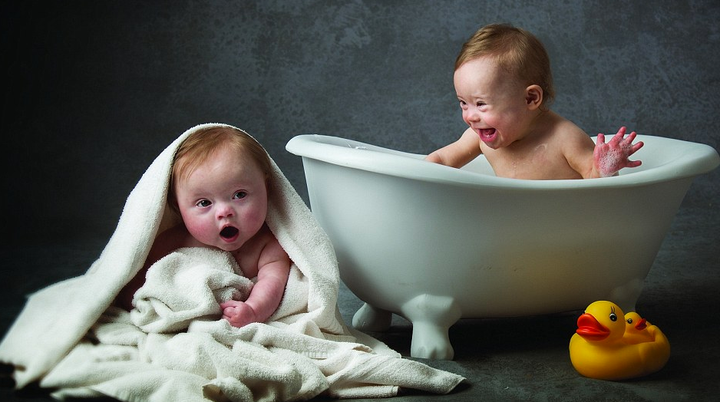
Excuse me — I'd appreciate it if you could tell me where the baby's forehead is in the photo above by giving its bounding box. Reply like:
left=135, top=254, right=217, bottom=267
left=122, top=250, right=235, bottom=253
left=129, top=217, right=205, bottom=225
left=176, top=144, right=255, bottom=178
left=179, top=153, right=265, bottom=189
left=482, top=54, right=521, bottom=77
left=457, top=56, right=520, bottom=87
left=461, top=54, right=510, bottom=74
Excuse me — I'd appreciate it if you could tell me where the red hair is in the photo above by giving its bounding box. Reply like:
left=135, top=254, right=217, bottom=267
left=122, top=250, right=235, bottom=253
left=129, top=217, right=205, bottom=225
left=456, top=24, right=555, bottom=107
left=168, top=126, right=271, bottom=210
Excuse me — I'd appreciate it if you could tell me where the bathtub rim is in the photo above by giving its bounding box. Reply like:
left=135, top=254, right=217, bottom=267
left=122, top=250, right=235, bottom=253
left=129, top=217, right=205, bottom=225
left=286, top=134, right=719, bottom=190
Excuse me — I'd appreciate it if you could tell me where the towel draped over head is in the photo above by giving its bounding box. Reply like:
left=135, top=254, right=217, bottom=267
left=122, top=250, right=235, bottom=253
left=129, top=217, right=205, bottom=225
left=0, top=123, right=464, bottom=401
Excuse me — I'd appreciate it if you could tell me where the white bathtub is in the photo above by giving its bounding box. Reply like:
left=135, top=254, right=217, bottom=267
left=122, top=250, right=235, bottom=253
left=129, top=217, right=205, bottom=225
left=286, top=134, right=719, bottom=359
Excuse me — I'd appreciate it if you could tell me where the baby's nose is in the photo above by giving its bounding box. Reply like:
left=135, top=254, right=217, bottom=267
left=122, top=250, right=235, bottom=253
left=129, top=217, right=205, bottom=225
left=466, top=108, right=481, bottom=121
left=216, top=203, right=235, bottom=219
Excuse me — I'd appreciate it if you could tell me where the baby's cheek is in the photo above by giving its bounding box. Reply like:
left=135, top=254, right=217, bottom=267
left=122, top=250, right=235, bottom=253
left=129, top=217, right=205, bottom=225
left=184, top=218, right=215, bottom=244
left=244, top=201, right=268, bottom=230
left=243, top=211, right=267, bottom=234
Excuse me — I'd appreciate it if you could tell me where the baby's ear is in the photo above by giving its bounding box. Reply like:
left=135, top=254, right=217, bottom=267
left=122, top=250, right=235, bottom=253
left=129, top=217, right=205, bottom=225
left=525, top=85, right=543, bottom=110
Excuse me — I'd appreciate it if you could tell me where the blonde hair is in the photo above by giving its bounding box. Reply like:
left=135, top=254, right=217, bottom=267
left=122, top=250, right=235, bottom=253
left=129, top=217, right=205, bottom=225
left=456, top=24, right=555, bottom=107
left=168, top=126, right=272, bottom=210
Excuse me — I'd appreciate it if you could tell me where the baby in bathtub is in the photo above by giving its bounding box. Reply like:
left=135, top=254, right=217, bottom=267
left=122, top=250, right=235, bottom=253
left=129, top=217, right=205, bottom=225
left=117, top=126, right=291, bottom=328
left=426, top=23, right=643, bottom=179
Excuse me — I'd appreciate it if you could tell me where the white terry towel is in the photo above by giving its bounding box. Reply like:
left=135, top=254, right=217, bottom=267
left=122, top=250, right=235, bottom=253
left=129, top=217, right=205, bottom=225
left=0, top=123, right=464, bottom=401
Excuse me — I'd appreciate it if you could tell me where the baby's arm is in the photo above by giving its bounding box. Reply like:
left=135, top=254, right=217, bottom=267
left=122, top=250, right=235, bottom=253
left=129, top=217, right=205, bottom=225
left=592, top=127, right=644, bottom=177
left=426, top=128, right=482, bottom=168
left=221, top=238, right=291, bottom=327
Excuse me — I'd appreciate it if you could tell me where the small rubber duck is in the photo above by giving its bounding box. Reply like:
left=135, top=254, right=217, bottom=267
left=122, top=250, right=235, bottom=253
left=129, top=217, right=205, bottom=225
left=623, top=311, right=654, bottom=344
left=569, top=301, right=670, bottom=380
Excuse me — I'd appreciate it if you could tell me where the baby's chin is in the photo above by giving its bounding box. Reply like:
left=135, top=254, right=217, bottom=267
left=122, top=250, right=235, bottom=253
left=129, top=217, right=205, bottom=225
left=210, top=242, right=242, bottom=254
left=480, top=136, right=504, bottom=150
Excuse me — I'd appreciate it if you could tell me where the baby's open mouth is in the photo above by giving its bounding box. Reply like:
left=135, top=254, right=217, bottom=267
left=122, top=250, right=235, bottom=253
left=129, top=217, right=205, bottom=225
left=220, top=226, right=239, bottom=240
left=478, top=128, right=496, bottom=140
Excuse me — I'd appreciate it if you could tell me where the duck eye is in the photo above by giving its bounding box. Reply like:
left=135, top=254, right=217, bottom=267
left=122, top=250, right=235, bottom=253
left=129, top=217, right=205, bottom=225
left=609, top=313, right=617, bottom=322
left=626, top=318, right=633, bottom=324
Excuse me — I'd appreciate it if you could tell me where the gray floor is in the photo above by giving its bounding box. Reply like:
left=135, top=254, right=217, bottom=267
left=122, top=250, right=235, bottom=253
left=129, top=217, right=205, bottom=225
left=1, top=191, right=719, bottom=402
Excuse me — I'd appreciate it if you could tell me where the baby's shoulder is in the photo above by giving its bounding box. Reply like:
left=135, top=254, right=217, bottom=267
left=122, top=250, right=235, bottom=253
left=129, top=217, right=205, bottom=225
left=549, top=115, right=586, bottom=136
left=151, top=225, right=198, bottom=255
left=238, top=225, right=282, bottom=257
left=236, top=225, right=288, bottom=275
left=255, top=225, right=289, bottom=262
left=251, top=224, right=277, bottom=245
left=550, top=118, right=592, bottom=147
left=140, top=225, right=203, bottom=270
left=158, top=225, right=202, bottom=247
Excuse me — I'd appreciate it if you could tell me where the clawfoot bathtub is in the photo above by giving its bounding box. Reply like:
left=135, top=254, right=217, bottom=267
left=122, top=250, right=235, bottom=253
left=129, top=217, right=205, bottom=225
left=286, top=134, right=718, bottom=359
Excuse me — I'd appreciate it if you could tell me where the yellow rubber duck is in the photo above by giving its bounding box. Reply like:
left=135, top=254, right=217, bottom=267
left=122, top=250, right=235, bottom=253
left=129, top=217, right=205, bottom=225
left=569, top=301, right=670, bottom=380
left=623, top=311, right=655, bottom=344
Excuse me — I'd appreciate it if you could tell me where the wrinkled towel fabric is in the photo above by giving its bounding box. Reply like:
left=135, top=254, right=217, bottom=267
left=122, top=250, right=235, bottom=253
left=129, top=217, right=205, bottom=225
left=0, top=123, right=464, bottom=401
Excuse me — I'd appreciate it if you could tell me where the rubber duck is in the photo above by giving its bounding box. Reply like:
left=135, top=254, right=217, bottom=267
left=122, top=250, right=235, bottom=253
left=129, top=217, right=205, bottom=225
left=569, top=301, right=670, bottom=380
left=623, top=311, right=654, bottom=344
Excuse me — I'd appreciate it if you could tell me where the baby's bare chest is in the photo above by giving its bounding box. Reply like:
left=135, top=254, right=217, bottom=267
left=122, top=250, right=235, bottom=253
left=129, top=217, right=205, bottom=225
left=486, top=144, right=579, bottom=179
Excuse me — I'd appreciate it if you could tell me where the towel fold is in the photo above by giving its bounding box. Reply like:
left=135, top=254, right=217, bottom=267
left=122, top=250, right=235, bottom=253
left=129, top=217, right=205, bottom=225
left=130, top=247, right=254, bottom=333
left=0, top=123, right=464, bottom=401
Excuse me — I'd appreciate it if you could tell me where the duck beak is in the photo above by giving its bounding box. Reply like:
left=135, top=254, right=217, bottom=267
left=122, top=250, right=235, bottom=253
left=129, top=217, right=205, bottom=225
left=576, top=313, right=610, bottom=341
left=635, top=318, right=648, bottom=331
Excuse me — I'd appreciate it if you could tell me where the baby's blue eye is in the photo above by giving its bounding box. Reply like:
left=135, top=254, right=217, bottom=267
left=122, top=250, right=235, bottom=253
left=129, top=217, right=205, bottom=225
left=233, top=191, right=248, bottom=199
left=196, top=199, right=211, bottom=208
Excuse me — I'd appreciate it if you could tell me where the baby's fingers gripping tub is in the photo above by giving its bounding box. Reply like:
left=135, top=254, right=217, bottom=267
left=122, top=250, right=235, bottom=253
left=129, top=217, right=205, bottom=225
left=286, top=134, right=719, bottom=359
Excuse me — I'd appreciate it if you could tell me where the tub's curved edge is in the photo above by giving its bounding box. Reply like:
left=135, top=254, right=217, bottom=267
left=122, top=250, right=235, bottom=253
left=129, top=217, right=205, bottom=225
left=286, top=134, right=720, bottom=190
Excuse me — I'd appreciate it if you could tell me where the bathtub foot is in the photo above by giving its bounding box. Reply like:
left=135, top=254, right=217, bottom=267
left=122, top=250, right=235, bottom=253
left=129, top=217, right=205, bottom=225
left=400, top=294, right=462, bottom=360
left=352, top=303, right=392, bottom=332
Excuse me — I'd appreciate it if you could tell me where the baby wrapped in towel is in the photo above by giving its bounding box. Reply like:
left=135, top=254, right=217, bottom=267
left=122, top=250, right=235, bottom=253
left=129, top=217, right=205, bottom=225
left=118, top=125, right=293, bottom=330
left=0, top=123, right=464, bottom=401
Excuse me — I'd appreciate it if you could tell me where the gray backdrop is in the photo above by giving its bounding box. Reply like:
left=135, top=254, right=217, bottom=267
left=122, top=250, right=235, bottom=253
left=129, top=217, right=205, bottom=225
left=2, top=0, right=718, bottom=245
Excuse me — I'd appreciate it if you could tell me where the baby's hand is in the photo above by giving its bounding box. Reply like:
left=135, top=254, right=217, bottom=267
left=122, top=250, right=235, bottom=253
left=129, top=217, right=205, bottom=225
left=593, top=126, right=644, bottom=177
left=220, top=300, right=257, bottom=328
